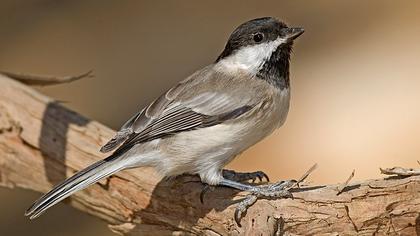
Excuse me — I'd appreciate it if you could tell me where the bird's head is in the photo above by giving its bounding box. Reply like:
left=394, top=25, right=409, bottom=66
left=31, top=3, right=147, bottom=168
left=216, top=17, right=304, bottom=76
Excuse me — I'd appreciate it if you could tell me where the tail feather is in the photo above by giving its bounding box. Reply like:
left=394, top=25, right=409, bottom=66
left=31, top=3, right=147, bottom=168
left=25, top=154, right=125, bottom=219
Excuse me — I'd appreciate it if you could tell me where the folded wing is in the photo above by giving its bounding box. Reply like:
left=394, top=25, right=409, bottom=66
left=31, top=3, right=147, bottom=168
left=100, top=67, right=257, bottom=154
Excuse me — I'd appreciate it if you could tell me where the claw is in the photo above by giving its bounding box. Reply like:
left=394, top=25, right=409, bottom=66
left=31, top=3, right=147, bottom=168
left=252, top=171, right=269, bottom=183
left=234, top=195, right=258, bottom=226
left=262, top=173, right=270, bottom=182
left=234, top=208, right=242, bottom=226
left=223, top=169, right=270, bottom=183
left=200, top=185, right=211, bottom=204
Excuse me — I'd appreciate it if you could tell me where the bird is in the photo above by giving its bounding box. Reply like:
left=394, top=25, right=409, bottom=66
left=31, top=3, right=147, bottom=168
left=25, top=17, right=304, bottom=223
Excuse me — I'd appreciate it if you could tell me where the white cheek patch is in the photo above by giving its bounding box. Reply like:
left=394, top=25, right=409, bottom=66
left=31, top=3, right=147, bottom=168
left=216, top=37, right=285, bottom=74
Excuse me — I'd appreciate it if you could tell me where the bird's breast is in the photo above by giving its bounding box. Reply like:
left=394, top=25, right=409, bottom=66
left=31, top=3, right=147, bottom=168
left=242, top=87, right=290, bottom=142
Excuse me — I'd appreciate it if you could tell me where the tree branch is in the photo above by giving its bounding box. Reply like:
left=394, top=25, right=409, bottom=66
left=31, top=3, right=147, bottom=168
left=0, top=74, right=419, bottom=235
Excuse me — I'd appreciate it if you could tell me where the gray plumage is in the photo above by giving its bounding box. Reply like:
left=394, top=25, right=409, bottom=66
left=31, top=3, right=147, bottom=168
left=25, top=17, right=304, bottom=219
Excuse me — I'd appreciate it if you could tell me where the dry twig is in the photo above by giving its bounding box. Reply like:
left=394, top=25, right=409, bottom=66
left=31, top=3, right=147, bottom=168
left=288, top=163, right=318, bottom=189
left=336, top=169, right=355, bottom=195
left=0, top=70, right=93, bottom=85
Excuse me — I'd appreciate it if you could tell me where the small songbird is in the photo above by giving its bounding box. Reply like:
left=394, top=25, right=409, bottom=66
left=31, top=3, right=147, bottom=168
left=25, top=17, right=304, bottom=222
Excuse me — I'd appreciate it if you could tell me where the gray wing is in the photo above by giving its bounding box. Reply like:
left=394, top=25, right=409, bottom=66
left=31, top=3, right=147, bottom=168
left=100, top=67, right=258, bottom=153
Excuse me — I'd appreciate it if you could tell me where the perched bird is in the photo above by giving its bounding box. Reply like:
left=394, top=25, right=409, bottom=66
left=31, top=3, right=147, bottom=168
left=25, top=17, right=304, bottom=222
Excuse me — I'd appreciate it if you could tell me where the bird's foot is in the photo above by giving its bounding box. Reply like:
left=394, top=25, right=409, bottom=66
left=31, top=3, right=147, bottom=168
left=218, top=164, right=317, bottom=226
left=234, top=180, right=296, bottom=226
left=222, top=169, right=270, bottom=183
left=200, top=170, right=269, bottom=203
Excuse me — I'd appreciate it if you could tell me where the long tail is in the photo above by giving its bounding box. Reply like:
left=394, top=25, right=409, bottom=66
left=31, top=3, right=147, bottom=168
left=25, top=154, right=126, bottom=219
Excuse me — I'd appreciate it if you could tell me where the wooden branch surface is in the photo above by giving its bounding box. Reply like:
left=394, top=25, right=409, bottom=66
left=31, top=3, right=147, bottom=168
left=0, top=74, right=419, bottom=235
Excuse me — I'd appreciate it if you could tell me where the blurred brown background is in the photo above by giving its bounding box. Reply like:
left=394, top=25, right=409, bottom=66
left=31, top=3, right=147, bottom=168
left=1, top=1, right=420, bottom=235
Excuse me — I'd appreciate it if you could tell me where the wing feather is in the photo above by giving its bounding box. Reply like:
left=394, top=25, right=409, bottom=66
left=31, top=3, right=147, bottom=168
left=100, top=66, right=258, bottom=153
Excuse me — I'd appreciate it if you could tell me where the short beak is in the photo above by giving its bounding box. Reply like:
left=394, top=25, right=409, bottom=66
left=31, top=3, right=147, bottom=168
left=283, top=27, right=304, bottom=42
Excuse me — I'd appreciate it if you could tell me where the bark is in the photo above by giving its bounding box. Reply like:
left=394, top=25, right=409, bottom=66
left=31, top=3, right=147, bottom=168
left=0, top=74, right=419, bottom=235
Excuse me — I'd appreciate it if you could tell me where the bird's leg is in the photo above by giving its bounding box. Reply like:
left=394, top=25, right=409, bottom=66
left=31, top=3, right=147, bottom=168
left=218, top=178, right=296, bottom=226
left=219, top=178, right=295, bottom=197
left=222, top=169, right=270, bottom=183
left=200, top=169, right=269, bottom=203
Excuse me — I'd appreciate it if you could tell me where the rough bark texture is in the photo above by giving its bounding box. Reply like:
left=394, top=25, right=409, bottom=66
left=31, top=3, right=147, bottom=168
left=0, top=74, right=419, bottom=235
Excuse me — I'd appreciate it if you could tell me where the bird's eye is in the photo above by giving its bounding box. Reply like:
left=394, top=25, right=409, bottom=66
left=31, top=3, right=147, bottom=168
left=253, top=33, right=264, bottom=43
